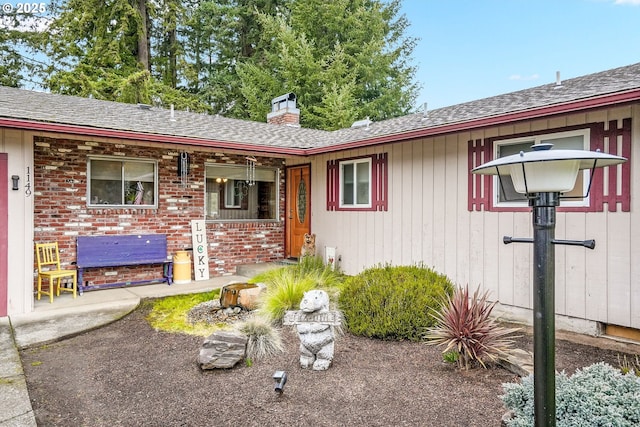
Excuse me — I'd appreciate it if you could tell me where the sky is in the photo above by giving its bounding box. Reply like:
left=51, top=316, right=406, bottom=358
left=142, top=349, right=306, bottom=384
left=3, top=0, right=639, bottom=111
left=400, top=0, right=640, bottom=110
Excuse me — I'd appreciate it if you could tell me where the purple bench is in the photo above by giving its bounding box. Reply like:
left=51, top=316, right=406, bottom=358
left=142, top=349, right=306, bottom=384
left=76, top=234, right=173, bottom=294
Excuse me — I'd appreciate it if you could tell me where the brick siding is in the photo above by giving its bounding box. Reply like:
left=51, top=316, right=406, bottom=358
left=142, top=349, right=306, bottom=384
left=33, top=136, right=286, bottom=288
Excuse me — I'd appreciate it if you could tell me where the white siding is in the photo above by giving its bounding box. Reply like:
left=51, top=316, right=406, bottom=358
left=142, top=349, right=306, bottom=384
left=1, top=128, right=35, bottom=315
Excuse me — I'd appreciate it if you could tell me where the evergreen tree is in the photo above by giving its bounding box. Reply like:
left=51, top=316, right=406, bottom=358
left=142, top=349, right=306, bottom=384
left=3, top=0, right=419, bottom=128
left=236, top=0, right=418, bottom=129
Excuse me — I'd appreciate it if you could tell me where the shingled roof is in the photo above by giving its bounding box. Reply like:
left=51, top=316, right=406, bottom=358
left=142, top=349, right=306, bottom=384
left=1, top=62, right=640, bottom=155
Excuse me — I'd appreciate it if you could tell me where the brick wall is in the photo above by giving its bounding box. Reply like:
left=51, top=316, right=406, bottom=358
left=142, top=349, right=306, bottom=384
left=33, top=136, right=286, bottom=288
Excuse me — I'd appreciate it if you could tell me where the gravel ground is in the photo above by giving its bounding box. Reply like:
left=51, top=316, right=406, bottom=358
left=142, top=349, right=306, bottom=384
left=20, top=305, right=639, bottom=427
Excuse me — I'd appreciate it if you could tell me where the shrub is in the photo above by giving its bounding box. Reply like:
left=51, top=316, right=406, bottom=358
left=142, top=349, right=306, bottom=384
left=250, top=256, right=344, bottom=290
left=235, top=315, right=284, bottom=360
left=252, top=257, right=344, bottom=322
left=425, top=284, right=519, bottom=369
left=502, top=362, right=640, bottom=426
left=256, top=268, right=317, bottom=323
left=338, top=264, right=455, bottom=341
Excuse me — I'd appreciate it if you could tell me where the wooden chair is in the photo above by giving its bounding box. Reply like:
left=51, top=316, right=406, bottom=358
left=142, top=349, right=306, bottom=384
left=36, top=242, right=77, bottom=303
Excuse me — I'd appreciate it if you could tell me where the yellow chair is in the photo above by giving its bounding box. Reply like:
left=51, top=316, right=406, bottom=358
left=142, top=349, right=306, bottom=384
left=36, top=242, right=77, bottom=303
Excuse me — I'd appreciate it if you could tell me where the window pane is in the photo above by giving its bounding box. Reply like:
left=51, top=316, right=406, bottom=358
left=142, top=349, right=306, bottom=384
left=495, top=133, right=587, bottom=204
left=124, top=161, right=155, bottom=205
left=497, top=142, right=531, bottom=202
left=205, top=164, right=278, bottom=220
left=90, top=160, right=123, bottom=205
left=342, top=163, right=354, bottom=205
left=356, top=162, right=370, bottom=204
left=89, top=159, right=156, bottom=206
left=225, top=180, right=243, bottom=208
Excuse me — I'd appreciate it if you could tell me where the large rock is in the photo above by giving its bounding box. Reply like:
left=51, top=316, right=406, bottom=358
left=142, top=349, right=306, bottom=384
left=198, top=330, right=247, bottom=370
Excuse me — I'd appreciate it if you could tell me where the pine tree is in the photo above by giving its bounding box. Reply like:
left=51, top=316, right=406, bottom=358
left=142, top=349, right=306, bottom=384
left=235, top=0, right=419, bottom=129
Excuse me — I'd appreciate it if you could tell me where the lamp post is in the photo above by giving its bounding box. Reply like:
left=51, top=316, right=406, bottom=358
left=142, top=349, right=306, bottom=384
left=472, top=144, right=626, bottom=427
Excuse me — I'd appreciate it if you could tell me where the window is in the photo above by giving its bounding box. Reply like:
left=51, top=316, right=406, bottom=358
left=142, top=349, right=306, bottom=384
left=340, top=158, right=371, bottom=208
left=327, top=153, right=388, bottom=211
left=224, top=180, right=245, bottom=208
left=88, top=157, right=157, bottom=207
left=205, top=164, right=279, bottom=220
left=494, top=130, right=589, bottom=207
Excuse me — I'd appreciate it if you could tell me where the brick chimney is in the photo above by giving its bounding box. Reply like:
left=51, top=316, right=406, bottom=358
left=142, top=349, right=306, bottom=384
left=267, top=93, right=300, bottom=126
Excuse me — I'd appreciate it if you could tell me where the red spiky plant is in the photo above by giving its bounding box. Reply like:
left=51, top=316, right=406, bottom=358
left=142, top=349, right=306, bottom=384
left=425, top=285, right=519, bottom=369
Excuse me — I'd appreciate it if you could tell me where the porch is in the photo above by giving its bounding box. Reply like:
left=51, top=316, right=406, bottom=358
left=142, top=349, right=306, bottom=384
left=13, top=262, right=283, bottom=349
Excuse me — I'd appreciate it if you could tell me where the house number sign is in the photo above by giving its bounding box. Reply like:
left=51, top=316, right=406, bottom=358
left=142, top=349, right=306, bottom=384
left=25, top=166, right=31, bottom=197
left=191, top=220, right=210, bottom=281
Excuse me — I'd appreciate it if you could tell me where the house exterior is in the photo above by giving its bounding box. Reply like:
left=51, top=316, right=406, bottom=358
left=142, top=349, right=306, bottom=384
left=2, top=63, right=640, bottom=339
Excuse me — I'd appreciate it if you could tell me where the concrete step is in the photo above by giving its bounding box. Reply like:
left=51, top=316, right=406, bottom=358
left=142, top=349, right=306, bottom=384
left=236, top=261, right=296, bottom=279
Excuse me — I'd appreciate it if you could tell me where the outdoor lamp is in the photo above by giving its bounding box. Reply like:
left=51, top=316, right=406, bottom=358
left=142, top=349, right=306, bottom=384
left=471, top=143, right=626, bottom=196
left=273, top=370, right=287, bottom=394
left=472, top=143, right=626, bottom=427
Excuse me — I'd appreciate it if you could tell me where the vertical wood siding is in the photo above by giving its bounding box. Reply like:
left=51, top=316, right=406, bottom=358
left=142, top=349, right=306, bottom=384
left=289, top=104, right=640, bottom=330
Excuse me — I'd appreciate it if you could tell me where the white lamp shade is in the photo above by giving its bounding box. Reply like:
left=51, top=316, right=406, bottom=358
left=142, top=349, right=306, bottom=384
left=509, top=159, right=580, bottom=193
left=472, top=145, right=626, bottom=194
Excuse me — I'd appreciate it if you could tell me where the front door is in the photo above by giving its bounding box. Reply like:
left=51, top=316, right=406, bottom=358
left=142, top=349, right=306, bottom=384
left=285, top=165, right=311, bottom=258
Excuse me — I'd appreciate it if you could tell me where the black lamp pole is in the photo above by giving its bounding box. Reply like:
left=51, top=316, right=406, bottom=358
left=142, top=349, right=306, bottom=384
left=531, top=191, right=559, bottom=427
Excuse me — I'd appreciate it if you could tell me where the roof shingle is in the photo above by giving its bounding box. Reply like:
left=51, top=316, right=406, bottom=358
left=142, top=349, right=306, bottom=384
left=1, top=62, right=639, bottom=152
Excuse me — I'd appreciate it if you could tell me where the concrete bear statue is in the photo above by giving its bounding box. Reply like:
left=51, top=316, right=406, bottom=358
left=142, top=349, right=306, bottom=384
left=296, top=289, right=335, bottom=370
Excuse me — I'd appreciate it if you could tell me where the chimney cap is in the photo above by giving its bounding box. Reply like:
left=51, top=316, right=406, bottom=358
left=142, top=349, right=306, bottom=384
left=271, top=93, right=297, bottom=113
left=272, top=93, right=296, bottom=104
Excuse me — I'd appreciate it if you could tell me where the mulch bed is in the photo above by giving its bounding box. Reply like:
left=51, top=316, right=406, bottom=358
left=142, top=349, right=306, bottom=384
left=20, top=305, right=638, bottom=426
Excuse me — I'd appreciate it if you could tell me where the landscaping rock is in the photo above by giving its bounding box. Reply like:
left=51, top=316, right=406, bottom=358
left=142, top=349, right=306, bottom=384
left=198, top=330, right=247, bottom=370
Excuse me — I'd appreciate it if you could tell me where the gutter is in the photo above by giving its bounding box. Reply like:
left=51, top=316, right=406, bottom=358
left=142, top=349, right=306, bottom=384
left=2, top=88, right=640, bottom=156
left=0, top=118, right=309, bottom=157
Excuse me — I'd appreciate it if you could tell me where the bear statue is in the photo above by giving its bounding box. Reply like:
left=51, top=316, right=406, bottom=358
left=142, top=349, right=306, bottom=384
left=296, top=289, right=335, bottom=371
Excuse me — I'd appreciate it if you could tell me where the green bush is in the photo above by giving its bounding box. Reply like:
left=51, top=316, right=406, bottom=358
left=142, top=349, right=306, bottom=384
left=338, top=264, right=455, bottom=341
left=252, top=257, right=344, bottom=322
left=250, top=256, right=343, bottom=290
left=256, top=268, right=317, bottom=323
left=502, top=362, right=640, bottom=426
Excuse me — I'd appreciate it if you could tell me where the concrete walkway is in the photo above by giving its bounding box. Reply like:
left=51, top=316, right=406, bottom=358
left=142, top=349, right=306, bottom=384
left=0, top=273, right=255, bottom=426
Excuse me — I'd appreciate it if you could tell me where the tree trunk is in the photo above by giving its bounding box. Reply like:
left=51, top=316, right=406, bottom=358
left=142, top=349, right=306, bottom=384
left=137, top=0, right=150, bottom=71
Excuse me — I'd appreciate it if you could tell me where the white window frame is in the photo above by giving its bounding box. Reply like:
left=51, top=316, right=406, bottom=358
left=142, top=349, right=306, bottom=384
left=339, top=157, right=372, bottom=209
left=87, top=156, right=158, bottom=208
left=493, top=129, right=590, bottom=208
